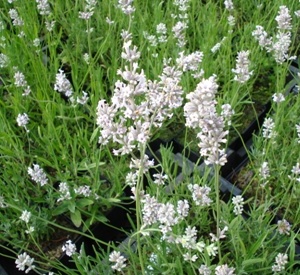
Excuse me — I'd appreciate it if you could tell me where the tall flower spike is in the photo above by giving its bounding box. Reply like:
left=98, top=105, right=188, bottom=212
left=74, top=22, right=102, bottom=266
left=275, top=6, right=292, bottom=31
left=262, top=117, right=277, bottom=139
left=54, top=69, right=74, bottom=100
left=184, top=76, right=229, bottom=166
left=232, top=195, right=244, bottom=215
left=232, top=50, right=253, bottom=83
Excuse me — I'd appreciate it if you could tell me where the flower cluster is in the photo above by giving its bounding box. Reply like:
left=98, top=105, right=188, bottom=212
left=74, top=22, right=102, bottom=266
left=83, top=53, right=90, bottom=64
left=54, top=69, right=74, bottom=100
left=252, top=25, right=272, bottom=49
left=125, top=171, right=138, bottom=187
left=74, top=185, right=92, bottom=197
left=20, top=210, right=31, bottom=223
left=272, top=92, right=285, bottom=103
left=232, top=50, right=253, bottom=83
left=176, top=51, right=204, bottom=78
left=252, top=6, right=293, bottom=64
left=16, top=113, right=29, bottom=132
left=184, top=75, right=231, bottom=166
left=141, top=195, right=182, bottom=235
left=215, top=264, right=236, bottom=275
left=14, top=70, right=31, bottom=96
left=0, top=53, right=8, bottom=68
left=227, top=15, right=235, bottom=27
left=198, top=264, right=211, bottom=275
left=176, top=199, right=189, bottom=219
left=117, top=0, right=135, bottom=15
left=224, top=0, right=235, bottom=28
left=25, top=226, right=35, bottom=234
left=0, top=195, right=6, bottom=208
left=221, top=104, right=235, bottom=126
left=288, top=162, right=300, bottom=182
left=15, top=252, right=35, bottom=273
left=172, top=0, right=190, bottom=48
left=178, top=225, right=198, bottom=250
left=272, top=253, right=288, bottom=273
left=232, top=195, right=244, bottom=215
left=143, top=23, right=168, bottom=48
left=224, top=0, right=234, bottom=11
left=54, top=70, right=88, bottom=105
left=105, top=17, right=114, bottom=25
left=129, top=155, right=154, bottom=174
left=109, top=251, right=127, bottom=272
left=96, top=37, right=183, bottom=155
left=79, top=0, right=97, bottom=20
left=36, top=0, right=51, bottom=16
left=277, top=219, right=291, bottom=235
left=140, top=193, right=190, bottom=238
left=211, top=37, right=227, bottom=54
left=188, top=184, right=212, bottom=206
left=172, top=21, right=188, bottom=48
left=275, top=5, right=292, bottom=31
left=8, top=9, right=23, bottom=26
left=211, top=42, right=222, bottom=54
left=140, top=189, right=228, bottom=263
left=262, top=117, right=277, bottom=139
left=176, top=226, right=206, bottom=259
left=77, top=91, right=89, bottom=105
left=140, top=194, right=160, bottom=226
left=153, top=173, right=168, bottom=185
left=259, top=161, right=270, bottom=187
left=156, top=23, right=167, bottom=43
left=62, top=240, right=77, bottom=257
left=33, top=38, right=41, bottom=53
left=209, top=226, right=228, bottom=243
left=143, top=32, right=158, bottom=47
left=57, top=182, right=71, bottom=202
left=28, top=163, right=48, bottom=186
left=45, top=20, right=55, bottom=32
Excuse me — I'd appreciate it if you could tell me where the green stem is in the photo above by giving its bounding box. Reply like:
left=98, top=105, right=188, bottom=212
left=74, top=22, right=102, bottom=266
left=214, top=164, right=222, bottom=261
left=135, top=143, right=146, bottom=275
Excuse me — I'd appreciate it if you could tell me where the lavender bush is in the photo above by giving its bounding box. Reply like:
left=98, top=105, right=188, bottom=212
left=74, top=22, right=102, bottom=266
left=0, top=0, right=300, bottom=274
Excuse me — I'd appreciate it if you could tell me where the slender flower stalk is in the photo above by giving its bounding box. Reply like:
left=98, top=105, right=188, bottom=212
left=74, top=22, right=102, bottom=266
left=214, top=166, right=222, bottom=261
left=184, top=75, right=234, bottom=261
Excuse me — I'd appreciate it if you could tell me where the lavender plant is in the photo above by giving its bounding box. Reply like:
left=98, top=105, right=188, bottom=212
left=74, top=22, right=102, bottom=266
left=0, top=0, right=300, bottom=274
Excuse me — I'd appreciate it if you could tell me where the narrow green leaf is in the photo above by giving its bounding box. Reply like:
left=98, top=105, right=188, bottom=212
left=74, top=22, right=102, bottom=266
left=77, top=162, right=105, bottom=171
left=90, top=128, right=99, bottom=143
left=243, top=258, right=266, bottom=266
